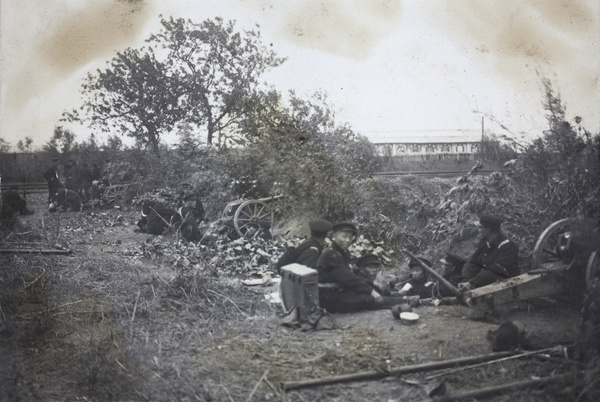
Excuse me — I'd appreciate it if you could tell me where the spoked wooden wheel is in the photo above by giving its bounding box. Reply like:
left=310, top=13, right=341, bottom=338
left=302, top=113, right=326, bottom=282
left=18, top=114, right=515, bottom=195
left=103, top=185, right=124, bottom=205
left=586, top=251, right=600, bottom=290
left=222, top=201, right=243, bottom=220
left=233, top=200, right=273, bottom=237
left=531, top=219, right=573, bottom=270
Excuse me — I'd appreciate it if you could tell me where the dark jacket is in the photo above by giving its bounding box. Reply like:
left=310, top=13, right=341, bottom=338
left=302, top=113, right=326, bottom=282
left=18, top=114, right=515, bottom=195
left=80, top=166, right=92, bottom=187
left=53, top=189, right=81, bottom=212
left=138, top=202, right=177, bottom=235
left=469, top=234, right=520, bottom=277
left=65, top=165, right=80, bottom=191
left=43, top=165, right=59, bottom=183
left=316, top=242, right=374, bottom=295
left=295, top=237, right=325, bottom=269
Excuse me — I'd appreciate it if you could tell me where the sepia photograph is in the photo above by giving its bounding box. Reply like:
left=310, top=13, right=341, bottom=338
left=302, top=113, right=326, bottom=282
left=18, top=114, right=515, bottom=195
left=1, top=0, right=599, bottom=400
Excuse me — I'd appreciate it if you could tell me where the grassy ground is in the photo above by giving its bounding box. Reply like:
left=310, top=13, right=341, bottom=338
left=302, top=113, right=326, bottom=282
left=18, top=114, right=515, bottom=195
left=0, top=192, right=587, bottom=401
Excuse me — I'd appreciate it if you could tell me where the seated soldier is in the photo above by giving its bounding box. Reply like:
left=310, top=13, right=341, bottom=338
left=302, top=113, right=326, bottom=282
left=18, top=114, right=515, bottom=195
left=2, top=186, right=34, bottom=215
left=295, top=219, right=333, bottom=268
left=395, top=257, right=438, bottom=299
left=50, top=188, right=81, bottom=212
left=137, top=201, right=177, bottom=235
left=459, top=214, right=520, bottom=290
left=174, top=193, right=203, bottom=241
left=316, top=223, right=409, bottom=313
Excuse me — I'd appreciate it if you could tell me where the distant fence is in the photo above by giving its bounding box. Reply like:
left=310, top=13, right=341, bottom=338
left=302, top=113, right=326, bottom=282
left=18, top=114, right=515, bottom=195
left=0, top=182, right=48, bottom=198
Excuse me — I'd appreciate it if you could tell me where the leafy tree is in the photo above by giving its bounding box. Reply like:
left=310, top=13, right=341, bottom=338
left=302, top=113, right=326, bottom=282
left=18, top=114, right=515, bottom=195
left=517, top=79, right=600, bottom=220
left=69, top=47, right=184, bottom=155
left=43, top=126, right=79, bottom=159
left=148, top=17, right=285, bottom=145
left=67, top=17, right=284, bottom=153
left=16, top=137, right=34, bottom=152
left=0, top=138, right=11, bottom=153
left=227, top=90, right=380, bottom=220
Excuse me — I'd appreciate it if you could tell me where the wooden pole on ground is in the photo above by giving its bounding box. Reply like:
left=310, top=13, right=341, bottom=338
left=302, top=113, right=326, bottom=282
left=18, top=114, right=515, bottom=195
left=282, top=350, right=515, bottom=392
left=0, top=249, right=71, bottom=255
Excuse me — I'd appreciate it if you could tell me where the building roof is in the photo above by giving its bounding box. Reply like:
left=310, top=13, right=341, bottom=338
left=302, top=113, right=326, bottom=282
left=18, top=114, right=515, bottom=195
left=368, top=129, right=482, bottom=144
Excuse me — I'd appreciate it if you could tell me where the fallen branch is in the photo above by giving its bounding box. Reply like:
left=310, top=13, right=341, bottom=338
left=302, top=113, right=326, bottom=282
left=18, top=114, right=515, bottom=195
left=0, top=249, right=71, bottom=255
left=282, top=350, right=515, bottom=391
left=433, top=373, right=573, bottom=401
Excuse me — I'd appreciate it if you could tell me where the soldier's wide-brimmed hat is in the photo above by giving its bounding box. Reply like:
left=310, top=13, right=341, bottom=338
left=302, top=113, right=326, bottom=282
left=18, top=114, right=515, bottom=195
left=356, top=253, right=380, bottom=267
left=473, top=214, right=504, bottom=230
left=332, top=222, right=358, bottom=235
left=309, top=219, right=332, bottom=236
left=409, top=256, right=431, bottom=268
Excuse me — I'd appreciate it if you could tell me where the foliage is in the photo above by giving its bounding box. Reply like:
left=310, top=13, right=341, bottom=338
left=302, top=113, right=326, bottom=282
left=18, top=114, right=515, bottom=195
left=515, top=79, right=600, bottom=221
left=43, top=126, right=79, bottom=160
left=16, top=137, right=34, bottom=152
left=67, top=17, right=284, bottom=153
left=231, top=90, right=381, bottom=222
left=0, top=138, right=11, bottom=153
left=148, top=17, right=285, bottom=145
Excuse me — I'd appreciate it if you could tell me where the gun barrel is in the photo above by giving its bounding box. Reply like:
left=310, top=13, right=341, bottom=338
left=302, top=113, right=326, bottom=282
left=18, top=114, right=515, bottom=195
left=403, top=249, right=460, bottom=296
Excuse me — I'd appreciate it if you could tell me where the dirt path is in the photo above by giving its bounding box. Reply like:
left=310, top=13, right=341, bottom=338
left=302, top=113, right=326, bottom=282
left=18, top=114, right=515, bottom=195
left=0, top=193, right=581, bottom=401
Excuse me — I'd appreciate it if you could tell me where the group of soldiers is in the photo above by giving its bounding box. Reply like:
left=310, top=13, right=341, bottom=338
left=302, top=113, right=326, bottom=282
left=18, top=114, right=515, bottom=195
left=43, top=158, right=104, bottom=212
left=135, top=191, right=205, bottom=242
left=279, top=214, right=520, bottom=314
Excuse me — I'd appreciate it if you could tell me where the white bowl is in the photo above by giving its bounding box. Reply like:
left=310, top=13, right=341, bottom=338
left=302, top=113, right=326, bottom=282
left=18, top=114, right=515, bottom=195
left=399, top=312, right=419, bottom=324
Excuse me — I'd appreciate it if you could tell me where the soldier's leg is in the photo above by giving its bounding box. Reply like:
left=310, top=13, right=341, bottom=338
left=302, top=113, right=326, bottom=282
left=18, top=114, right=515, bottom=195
left=319, top=290, right=373, bottom=313
left=469, top=270, right=505, bottom=288
left=461, top=262, right=481, bottom=281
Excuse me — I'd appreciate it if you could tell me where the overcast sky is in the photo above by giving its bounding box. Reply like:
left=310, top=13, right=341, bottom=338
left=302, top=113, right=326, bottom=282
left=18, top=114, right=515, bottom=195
left=1, top=0, right=599, bottom=149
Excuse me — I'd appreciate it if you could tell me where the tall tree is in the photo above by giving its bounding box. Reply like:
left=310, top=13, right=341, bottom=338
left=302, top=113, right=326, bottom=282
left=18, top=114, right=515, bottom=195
left=67, top=17, right=284, bottom=152
left=148, top=17, right=285, bottom=145
left=70, top=47, right=184, bottom=155
left=43, top=126, right=79, bottom=159
left=16, top=137, right=33, bottom=152
left=0, top=138, right=11, bottom=153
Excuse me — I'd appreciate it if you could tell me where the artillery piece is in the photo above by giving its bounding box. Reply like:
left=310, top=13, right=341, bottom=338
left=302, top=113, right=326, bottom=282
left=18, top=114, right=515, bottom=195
left=405, top=218, right=599, bottom=311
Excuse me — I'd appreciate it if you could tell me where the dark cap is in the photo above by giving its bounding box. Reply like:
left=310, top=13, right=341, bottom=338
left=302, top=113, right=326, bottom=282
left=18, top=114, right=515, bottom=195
left=183, top=192, right=198, bottom=201
left=409, top=257, right=431, bottom=268
left=51, top=158, right=59, bottom=162
left=68, top=159, right=77, bottom=164
left=309, top=219, right=332, bottom=236
left=474, top=214, right=504, bottom=230
left=356, top=254, right=380, bottom=267
left=332, top=222, right=358, bottom=235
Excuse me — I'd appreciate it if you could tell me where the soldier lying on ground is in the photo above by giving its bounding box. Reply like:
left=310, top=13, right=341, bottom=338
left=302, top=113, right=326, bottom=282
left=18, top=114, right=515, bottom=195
left=457, top=214, right=520, bottom=290
left=175, top=193, right=204, bottom=241
left=2, top=186, right=34, bottom=215
left=137, top=201, right=177, bottom=235
left=316, top=223, right=414, bottom=313
left=49, top=188, right=82, bottom=212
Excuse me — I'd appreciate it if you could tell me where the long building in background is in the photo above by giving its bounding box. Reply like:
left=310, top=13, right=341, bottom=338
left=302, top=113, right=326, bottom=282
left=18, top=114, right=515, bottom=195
left=369, top=129, right=482, bottom=160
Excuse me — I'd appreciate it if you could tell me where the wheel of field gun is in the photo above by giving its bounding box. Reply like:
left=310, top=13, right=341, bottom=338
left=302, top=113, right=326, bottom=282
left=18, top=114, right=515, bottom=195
left=233, top=200, right=274, bottom=237
left=586, top=251, right=600, bottom=290
left=531, top=219, right=573, bottom=271
left=103, top=185, right=124, bottom=205
left=222, top=200, right=242, bottom=220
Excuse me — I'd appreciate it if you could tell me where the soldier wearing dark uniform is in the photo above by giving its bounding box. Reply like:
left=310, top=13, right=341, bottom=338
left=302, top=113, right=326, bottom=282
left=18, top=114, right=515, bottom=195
left=43, top=158, right=61, bottom=202
left=64, top=160, right=81, bottom=193
left=294, top=219, right=332, bottom=268
left=459, top=214, right=520, bottom=290
left=396, top=257, right=437, bottom=299
left=2, top=186, right=34, bottom=215
left=79, top=163, right=92, bottom=200
left=174, top=192, right=205, bottom=241
left=316, top=223, right=407, bottom=313
left=137, top=201, right=177, bottom=235
left=50, top=188, right=82, bottom=212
